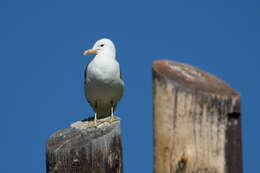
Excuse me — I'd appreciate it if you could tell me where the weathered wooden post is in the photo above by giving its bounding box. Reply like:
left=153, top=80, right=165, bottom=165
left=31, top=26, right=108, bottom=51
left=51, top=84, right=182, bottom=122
left=153, top=60, right=242, bottom=173
left=46, top=117, right=123, bottom=173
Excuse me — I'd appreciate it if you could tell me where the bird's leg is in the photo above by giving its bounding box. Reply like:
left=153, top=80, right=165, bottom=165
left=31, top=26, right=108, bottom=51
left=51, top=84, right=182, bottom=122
left=110, top=100, right=114, bottom=122
left=110, top=106, right=114, bottom=122
left=94, top=101, right=98, bottom=126
left=94, top=112, right=97, bottom=126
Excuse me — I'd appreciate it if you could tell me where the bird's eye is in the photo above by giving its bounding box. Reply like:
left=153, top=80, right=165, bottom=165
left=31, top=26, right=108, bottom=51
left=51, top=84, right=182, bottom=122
left=100, top=44, right=104, bottom=47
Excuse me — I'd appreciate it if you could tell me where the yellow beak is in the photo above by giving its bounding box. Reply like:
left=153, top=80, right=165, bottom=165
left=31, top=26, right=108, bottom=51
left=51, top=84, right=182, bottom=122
left=83, top=49, right=97, bottom=56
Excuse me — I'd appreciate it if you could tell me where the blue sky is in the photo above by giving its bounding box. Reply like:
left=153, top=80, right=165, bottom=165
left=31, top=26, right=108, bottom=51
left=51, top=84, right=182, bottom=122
left=1, top=1, right=259, bottom=172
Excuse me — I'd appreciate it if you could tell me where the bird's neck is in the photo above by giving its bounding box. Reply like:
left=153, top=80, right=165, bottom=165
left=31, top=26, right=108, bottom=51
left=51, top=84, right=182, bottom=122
left=97, top=50, right=116, bottom=59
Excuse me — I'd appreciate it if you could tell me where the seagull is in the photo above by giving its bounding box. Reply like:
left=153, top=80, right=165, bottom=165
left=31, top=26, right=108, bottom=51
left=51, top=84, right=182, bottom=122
left=83, top=38, right=124, bottom=125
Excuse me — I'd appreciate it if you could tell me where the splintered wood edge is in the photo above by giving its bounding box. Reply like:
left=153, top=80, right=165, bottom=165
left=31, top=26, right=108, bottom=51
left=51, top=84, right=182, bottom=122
left=71, top=117, right=120, bottom=130
left=47, top=119, right=121, bottom=151
left=153, top=60, right=240, bottom=97
left=46, top=118, right=123, bottom=173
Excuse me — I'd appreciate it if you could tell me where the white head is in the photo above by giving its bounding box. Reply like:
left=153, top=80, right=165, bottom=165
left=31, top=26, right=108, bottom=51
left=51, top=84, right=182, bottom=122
left=83, top=38, right=116, bottom=57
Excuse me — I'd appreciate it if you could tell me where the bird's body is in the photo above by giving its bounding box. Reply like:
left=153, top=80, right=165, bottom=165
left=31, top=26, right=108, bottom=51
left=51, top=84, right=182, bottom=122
left=83, top=38, right=124, bottom=123
left=84, top=53, right=124, bottom=116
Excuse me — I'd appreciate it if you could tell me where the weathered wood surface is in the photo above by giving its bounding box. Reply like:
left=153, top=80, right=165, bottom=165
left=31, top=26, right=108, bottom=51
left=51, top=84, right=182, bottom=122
left=153, top=60, right=242, bottom=173
left=46, top=118, right=123, bottom=173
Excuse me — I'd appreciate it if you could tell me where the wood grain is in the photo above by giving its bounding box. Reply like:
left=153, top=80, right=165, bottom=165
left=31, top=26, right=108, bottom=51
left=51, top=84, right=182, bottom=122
left=46, top=118, right=123, bottom=173
left=153, top=60, right=242, bottom=173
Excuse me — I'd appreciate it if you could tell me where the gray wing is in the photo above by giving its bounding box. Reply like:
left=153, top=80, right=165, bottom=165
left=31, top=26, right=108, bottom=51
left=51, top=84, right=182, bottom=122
left=84, top=62, right=90, bottom=85
left=119, top=65, right=123, bottom=80
left=84, top=62, right=93, bottom=105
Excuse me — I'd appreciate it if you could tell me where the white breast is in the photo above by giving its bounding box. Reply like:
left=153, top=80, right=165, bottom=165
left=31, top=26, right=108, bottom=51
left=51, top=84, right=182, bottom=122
left=85, top=55, right=124, bottom=103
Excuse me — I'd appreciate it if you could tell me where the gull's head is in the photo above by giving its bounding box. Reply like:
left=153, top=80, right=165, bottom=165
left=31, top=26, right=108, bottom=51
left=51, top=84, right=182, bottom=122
left=83, top=38, right=116, bottom=56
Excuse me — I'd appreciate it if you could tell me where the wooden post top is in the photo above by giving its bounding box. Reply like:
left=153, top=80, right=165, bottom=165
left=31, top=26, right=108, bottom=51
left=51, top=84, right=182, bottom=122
left=47, top=117, right=121, bottom=152
left=46, top=117, right=123, bottom=173
left=153, top=60, right=240, bottom=114
left=152, top=60, right=239, bottom=98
